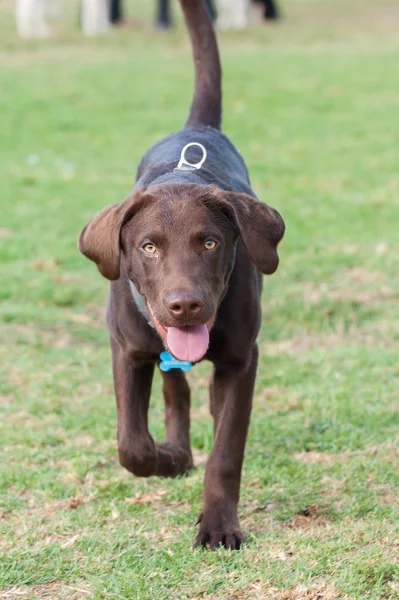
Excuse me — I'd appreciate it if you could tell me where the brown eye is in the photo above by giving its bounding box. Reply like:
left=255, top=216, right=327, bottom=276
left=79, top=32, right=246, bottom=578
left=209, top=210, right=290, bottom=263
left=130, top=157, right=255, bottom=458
left=142, top=243, right=156, bottom=254
left=204, top=239, right=217, bottom=250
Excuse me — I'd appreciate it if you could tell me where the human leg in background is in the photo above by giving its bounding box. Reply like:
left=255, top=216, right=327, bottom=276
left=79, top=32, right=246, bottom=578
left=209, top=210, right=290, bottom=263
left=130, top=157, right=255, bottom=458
left=110, top=0, right=123, bottom=23
left=263, top=0, right=280, bottom=20
left=155, top=0, right=215, bottom=29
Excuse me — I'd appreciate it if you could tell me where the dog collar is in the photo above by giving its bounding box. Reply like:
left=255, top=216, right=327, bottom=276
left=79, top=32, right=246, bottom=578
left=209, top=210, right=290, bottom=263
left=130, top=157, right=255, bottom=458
left=128, top=279, right=193, bottom=372
left=128, top=279, right=154, bottom=328
left=174, top=142, right=207, bottom=171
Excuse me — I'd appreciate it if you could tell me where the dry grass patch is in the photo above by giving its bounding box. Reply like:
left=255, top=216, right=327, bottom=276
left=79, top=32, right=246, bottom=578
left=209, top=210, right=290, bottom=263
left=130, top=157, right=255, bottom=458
left=287, top=505, right=331, bottom=530
left=0, top=583, right=92, bottom=600
left=295, top=451, right=336, bottom=466
left=5, top=491, right=92, bottom=527
left=263, top=583, right=346, bottom=600
left=296, top=438, right=399, bottom=467
left=299, top=267, right=394, bottom=306
left=354, top=437, right=399, bottom=461
left=262, top=324, right=399, bottom=356
left=255, top=387, right=303, bottom=413
left=259, top=583, right=344, bottom=600
left=195, top=581, right=346, bottom=600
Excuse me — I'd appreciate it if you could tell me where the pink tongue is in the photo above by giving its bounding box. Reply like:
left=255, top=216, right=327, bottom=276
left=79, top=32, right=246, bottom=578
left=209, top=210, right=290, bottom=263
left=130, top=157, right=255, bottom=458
left=166, top=325, right=209, bottom=362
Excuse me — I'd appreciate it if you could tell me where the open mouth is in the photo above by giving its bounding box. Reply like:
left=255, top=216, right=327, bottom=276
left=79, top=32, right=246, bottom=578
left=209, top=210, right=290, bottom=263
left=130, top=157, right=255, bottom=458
left=147, top=303, right=214, bottom=363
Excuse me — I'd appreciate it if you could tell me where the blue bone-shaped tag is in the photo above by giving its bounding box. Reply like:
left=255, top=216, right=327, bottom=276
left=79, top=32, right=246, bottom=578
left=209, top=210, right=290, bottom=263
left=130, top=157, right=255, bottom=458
left=159, top=351, right=192, bottom=372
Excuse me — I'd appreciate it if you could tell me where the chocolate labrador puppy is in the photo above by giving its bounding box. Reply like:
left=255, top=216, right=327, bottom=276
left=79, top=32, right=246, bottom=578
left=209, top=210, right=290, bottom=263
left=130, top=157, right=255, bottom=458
left=78, top=0, right=284, bottom=549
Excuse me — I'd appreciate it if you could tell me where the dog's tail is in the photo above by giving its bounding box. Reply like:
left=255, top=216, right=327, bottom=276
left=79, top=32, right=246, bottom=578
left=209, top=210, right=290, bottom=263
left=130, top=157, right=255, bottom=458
left=179, top=0, right=221, bottom=130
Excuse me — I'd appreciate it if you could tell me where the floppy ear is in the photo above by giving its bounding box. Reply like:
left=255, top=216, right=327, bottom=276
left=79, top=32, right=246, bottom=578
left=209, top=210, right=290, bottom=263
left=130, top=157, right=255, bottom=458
left=78, top=189, right=145, bottom=280
left=211, top=189, right=285, bottom=274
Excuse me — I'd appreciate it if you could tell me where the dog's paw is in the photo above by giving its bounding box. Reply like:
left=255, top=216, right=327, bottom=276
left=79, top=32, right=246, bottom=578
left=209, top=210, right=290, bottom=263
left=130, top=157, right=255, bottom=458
left=193, top=512, right=245, bottom=550
left=155, top=442, right=193, bottom=478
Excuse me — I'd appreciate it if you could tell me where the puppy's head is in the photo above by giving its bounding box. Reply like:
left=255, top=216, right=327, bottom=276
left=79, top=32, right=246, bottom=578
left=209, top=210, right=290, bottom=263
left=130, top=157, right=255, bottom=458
left=78, top=183, right=284, bottom=362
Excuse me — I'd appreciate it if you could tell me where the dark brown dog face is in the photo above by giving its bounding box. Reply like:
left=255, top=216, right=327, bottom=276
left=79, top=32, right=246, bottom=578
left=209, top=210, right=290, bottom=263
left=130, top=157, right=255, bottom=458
left=78, top=183, right=284, bottom=361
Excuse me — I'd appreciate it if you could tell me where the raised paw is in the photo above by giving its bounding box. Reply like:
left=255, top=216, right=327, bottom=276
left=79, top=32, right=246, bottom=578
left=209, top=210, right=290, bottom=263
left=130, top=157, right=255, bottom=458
left=155, top=442, right=193, bottom=477
left=118, top=439, right=193, bottom=478
left=193, top=512, right=246, bottom=550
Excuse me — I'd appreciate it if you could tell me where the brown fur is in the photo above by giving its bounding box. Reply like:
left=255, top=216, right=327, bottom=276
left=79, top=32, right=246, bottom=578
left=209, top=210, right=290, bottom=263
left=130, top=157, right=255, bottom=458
left=78, top=0, right=284, bottom=550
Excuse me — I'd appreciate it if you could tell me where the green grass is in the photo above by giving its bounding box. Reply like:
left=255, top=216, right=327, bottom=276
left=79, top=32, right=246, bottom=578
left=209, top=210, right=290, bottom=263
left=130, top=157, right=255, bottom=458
left=1, top=0, right=399, bottom=598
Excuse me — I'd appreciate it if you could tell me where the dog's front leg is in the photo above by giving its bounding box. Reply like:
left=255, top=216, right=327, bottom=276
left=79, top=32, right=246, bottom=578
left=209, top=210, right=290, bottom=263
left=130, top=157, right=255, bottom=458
left=194, top=344, right=258, bottom=550
left=111, top=339, right=192, bottom=478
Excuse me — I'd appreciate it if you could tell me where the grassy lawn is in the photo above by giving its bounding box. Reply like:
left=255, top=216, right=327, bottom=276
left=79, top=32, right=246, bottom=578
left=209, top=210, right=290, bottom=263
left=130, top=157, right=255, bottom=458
left=1, top=0, right=399, bottom=598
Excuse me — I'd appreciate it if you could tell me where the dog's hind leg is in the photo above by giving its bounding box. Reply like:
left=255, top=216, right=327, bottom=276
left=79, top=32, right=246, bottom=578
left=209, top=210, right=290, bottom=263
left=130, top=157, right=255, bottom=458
left=111, top=339, right=192, bottom=478
left=161, top=369, right=193, bottom=470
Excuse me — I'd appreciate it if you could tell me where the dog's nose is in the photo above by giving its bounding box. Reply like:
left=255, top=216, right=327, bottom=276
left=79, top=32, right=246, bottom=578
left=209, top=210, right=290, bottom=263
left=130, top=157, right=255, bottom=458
left=166, top=292, right=204, bottom=321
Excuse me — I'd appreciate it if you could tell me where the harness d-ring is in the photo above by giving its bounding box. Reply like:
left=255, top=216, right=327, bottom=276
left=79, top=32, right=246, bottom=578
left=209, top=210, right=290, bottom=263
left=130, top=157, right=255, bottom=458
left=175, top=142, right=207, bottom=171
